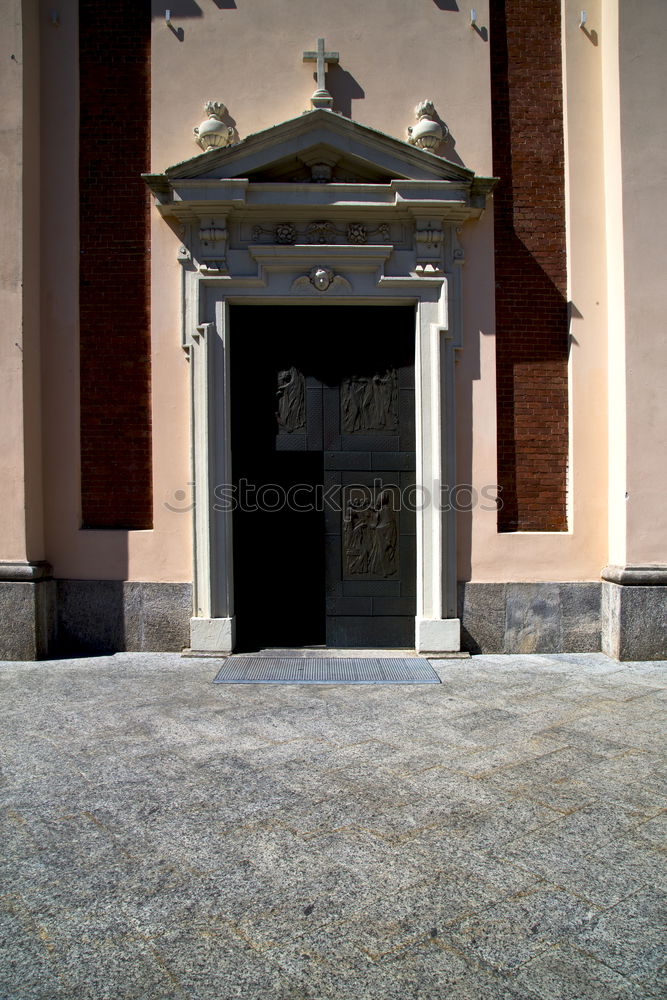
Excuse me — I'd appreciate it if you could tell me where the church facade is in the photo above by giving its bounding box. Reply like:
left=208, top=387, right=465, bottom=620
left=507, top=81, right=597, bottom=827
left=2, top=0, right=666, bottom=660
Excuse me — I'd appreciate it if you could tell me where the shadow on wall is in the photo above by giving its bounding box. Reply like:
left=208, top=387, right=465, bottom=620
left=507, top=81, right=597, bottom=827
left=51, top=581, right=192, bottom=656
left=150, top=1, right=201, bottom=17
left=325, top=64, right=365, bottom=120
left=54, top=581, right=126, bottom=655
left=494, top=232, right=569, bottom=532
left=150, top=1, right=240, bottom=25
left=453, top=215, right=495, bottom=584
left=489, top=0, right=570, bottom=533
left=430, top=111, right=466, bottom=168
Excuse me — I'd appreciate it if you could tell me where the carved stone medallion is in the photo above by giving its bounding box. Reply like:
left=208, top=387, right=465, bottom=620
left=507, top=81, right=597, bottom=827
left=291, top=267, right=352, bottom=293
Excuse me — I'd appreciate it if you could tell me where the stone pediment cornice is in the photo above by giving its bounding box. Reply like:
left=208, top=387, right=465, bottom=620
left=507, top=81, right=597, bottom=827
left=144, top=109, right=496, bottom=219
left=147, top=179, right=494, bottom=226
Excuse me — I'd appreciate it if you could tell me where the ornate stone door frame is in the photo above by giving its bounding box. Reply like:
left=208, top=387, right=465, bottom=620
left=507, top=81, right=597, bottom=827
left=144, top=109, right=494, bottom=652
left=190, top=287, right=452, bottom=654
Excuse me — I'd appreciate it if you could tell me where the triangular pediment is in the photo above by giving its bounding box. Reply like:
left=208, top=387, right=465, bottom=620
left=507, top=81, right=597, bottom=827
left=155, top=109, right=475, bottom=186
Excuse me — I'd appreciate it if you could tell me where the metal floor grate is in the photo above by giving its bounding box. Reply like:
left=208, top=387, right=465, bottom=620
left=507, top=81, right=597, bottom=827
left=213, top=656, right=440, bottom=684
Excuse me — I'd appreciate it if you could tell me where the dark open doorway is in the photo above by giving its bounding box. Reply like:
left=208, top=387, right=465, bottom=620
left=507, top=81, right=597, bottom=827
left=230, top=306, right=416, bottom=651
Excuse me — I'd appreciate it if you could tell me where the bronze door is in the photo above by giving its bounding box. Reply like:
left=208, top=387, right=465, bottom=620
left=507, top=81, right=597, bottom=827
left=231, top=306, right=416, bottom=650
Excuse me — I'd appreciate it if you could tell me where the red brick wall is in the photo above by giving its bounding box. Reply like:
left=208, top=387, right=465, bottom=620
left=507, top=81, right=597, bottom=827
left=490, top=0, right=569, bottom=532
left=79, top=1, right=152, bottom=529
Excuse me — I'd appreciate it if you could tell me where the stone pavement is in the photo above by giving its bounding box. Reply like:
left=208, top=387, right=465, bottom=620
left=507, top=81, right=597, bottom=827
left=0, top=651, right=665, bottom=1000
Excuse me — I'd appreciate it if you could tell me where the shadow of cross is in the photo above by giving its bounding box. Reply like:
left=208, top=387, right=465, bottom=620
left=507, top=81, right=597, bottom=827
left=303, top=37, right=339, bottom=109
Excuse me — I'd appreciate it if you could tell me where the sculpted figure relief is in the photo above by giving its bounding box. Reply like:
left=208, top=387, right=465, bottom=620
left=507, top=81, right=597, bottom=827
left=341, top=369, right=398, bottom=433
left=344, top=490, right=399, bottom=579
left=276, top=367, right=306, bottom=433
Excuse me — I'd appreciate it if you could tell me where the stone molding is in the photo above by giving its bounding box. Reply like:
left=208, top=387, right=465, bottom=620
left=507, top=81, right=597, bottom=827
left=146, top=109, right=493, bottom=192
left=601, top=565, right=667, bottom=586
left=0, top=560, right=52, bottom=582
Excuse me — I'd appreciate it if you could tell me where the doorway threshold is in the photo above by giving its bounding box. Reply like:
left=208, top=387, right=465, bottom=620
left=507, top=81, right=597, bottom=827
left=184, top=646, right=469, bottom=660
left=252, top=647, right=423, bottom=658
left=240, top=647, right=467, bottom=659
left=212, top=653, right=443, bottom=684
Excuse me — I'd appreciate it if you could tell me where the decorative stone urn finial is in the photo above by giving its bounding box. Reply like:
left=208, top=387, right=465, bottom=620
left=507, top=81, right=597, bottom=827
left=193, top=101, right=235, bottom=151
left=407, top=100, right=448, bottom=151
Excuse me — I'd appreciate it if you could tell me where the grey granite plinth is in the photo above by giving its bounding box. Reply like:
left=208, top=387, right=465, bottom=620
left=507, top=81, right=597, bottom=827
left=458, top=582, right=506, bottom=653
left=602, top=581, right=667, bottom=660
left=505, top=582, right=561, bottom=653
left=458, top=582, right=601, bottom=654
left=0, top=579, right=55, bottom=660
left=55, top=581, right=192, bottom=655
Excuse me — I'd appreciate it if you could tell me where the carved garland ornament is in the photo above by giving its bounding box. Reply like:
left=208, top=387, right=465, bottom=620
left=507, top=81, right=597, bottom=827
left=251, top=221, right=390, bottom=246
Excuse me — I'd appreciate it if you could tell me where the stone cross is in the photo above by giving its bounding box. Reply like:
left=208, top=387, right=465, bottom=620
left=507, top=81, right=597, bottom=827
left=303, top=38, right=339, bottom=109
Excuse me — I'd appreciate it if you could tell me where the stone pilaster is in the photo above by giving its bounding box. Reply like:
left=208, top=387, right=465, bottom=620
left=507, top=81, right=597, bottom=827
left=601, top=567, right=667, bottom=661
left=0, top=563, right=55, bottom=660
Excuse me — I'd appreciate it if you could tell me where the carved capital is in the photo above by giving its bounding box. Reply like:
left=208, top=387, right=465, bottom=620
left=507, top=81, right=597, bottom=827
left=0, top=560, right=52, bottom=582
